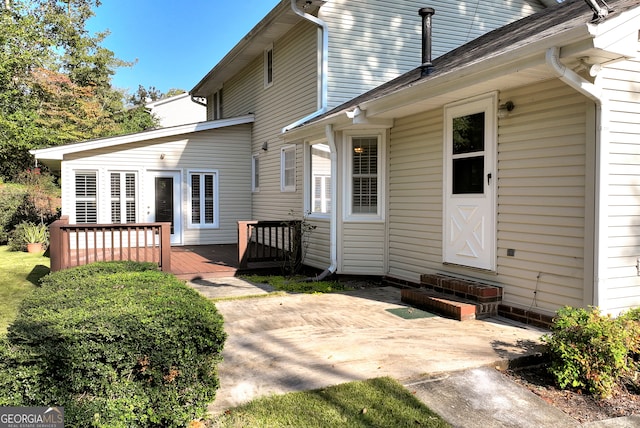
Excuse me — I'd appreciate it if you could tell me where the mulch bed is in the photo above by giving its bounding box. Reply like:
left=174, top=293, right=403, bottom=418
left=504, top=364, right=640, bottom=423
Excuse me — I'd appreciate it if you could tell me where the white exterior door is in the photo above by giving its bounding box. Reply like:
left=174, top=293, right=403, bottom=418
left=444, top=95, right=496, bottom=270
left=146, top=170, right=182, bottom=245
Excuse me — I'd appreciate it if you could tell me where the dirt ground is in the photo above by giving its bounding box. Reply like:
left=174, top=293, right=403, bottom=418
left=505, top=364, right=640, bottom=423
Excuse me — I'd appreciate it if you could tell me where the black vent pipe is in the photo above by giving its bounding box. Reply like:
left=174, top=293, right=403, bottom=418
left=419, top=7, right=435, bottom=76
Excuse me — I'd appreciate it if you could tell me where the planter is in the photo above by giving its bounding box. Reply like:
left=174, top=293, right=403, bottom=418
left=26, top=243, right=43, bottom=253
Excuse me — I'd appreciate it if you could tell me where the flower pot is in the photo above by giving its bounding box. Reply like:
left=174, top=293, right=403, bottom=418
left=26, top=243, right=43, bottom=253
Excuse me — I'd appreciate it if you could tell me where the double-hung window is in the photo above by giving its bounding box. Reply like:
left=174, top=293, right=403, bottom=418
left=310, top=143, right=331, bottom=214
left=281, top=145, right=296, bottom=192
left=350, top=136, right=380, bottom=216
left=110, top=172, right=136, bottom=223
left=75, top=171, right=97, bottom=223
left=189, top=171, right=218, bottom=228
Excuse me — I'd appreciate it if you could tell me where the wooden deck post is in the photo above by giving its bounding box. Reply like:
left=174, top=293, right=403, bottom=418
left=160, top=222, right=171, bottom=272
left=238, top=221, right=250, bottom=268
left=49, top=216, right=69, bottom=272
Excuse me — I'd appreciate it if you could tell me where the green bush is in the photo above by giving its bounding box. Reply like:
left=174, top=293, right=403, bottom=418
left=543, top=306, right=639, bottom=397
left=0, top=262, right=227, bottom=427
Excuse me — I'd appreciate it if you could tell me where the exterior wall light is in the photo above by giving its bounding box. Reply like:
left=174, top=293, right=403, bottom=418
left=497, top=101, right=515, bottom=119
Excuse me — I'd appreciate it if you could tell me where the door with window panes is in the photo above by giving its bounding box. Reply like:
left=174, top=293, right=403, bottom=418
left=444, top=96, right=496, bottom=270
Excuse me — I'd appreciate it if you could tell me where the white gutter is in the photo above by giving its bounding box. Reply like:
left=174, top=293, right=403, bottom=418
left=313, top=124, right=338, bottom=280
left=545, top=47, right=607, bottom=310
left=282, top=0, right=329, bottom=133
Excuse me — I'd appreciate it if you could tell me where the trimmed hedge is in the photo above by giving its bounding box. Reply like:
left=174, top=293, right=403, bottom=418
left=0, top=262, right=227, bottom=427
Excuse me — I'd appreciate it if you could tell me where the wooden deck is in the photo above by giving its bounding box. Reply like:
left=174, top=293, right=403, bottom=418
left=170, top=244, right=240, bottom=280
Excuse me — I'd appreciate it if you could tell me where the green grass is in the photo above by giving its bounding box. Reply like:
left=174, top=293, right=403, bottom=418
left=210, top=377, right=450, bottom=428
left=0, top=245, right=49, bottom=335
left=241, top=274, right=351, bottom=294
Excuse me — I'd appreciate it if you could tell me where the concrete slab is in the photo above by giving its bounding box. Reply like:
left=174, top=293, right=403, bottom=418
left=405, top=367, right=580, bottom=428
left=202, top=284, right=546, bottom=415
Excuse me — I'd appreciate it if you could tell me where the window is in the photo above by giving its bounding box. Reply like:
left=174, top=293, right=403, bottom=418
left=350, top=136, right=379, bottom=215
left=452, top=112, right=485, bottom=194
left=310, top=143, right=331, bottom=214
left=189, top=171, right=218, bottom=228
left=75, top=171, right=97, bottom=223
left=252, top=154, right=260, bottom=192
left=264, top=44, right=273, bottom=88
left=281, top=145, right=296, bottom=192
left=110, top=172, right=136, bottom=223
left=211, top=88, right=223, bottom=120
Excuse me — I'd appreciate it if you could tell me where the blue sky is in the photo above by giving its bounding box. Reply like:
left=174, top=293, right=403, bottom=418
left=86, top=0, right=281, bottom=95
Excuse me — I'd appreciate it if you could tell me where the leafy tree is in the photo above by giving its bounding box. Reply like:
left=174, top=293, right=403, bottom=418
left=0, top=0, right=160, bottom=181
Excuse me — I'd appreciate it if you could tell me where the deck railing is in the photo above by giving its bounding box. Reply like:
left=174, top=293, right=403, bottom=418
left=49, top=216, right=172, bottom=272
left=238, top=220, right=302, bottom=269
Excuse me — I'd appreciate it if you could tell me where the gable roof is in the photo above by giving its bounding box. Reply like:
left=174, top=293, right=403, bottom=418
left=286, top=0, right=639, bottom=132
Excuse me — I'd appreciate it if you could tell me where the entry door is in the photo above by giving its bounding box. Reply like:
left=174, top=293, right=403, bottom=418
left=444, top=96, right=496, bottom=270
left=147, top=171, right=182, bottom=245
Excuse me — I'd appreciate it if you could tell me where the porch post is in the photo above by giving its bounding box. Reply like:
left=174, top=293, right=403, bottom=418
left=49, top=216, right=69, bottom=272
left=160, top=222, right=171, bottom=272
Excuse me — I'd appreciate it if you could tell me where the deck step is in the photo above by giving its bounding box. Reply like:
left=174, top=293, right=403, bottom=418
left=401, top=289, right=477, bottom=321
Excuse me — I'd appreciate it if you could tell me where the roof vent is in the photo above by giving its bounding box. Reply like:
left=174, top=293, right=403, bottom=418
left=583, top=0, right=613, bottom=22
left=419, top=7, right=435, bottom=76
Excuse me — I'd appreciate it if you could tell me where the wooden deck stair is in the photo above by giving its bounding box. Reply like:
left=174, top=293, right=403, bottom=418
left=401, top=274, right=503, bottom=321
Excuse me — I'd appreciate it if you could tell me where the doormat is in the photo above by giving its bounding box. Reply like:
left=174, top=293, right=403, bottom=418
left=386, top=307, right=436, bottom=319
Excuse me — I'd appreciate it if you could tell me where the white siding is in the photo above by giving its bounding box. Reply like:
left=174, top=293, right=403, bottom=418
left=387, top=79, right=589, bottom=314
left=320, top=0, right=546, bottom=108
left=60, top=126, right=252, bottom=245
left=305, top=218, right=331, bottom=269
left=600, top=59, right=640, bottom=313
left=341, top=222, right=386, bottom=275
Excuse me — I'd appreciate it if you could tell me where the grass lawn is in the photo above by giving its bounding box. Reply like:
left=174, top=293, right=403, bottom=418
left=0, top=245, right=49, bottom=335
left=209, top=377, right=450, bottom=428
left=241, top=274, right=351, bottom=294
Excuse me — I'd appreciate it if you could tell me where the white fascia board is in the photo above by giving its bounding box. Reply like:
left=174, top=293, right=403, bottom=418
left=588, top=6, right=640, bottom=58
left=31, top=115, right=254, bottom=161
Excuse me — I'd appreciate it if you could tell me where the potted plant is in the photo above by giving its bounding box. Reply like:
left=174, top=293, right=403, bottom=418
left=22, top=222, right=49, bottom=253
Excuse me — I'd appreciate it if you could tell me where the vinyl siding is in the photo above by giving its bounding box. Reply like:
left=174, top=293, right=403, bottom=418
left=305, top=218, right=331, bottom=269
left=320, top=0, right=546, bottom=108
left=60, top=126, right=252, bottom=245
left=221, top=21, right=318, bottom=222
left=341, top=222, right=386, bottom=275
left=600, top=58, right=640, bottom=313
left=387, top=79, right=588, bottom=314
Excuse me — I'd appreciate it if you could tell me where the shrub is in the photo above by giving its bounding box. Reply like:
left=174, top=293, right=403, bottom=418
left=543, top=306, right=638, bottom=397
left=1, top=262, right=227, bottom=427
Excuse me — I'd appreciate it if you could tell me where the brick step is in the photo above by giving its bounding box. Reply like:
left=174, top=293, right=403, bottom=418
left=420, top=273, right=502, bottom=304
left=401, top=289, right=477, bottom=321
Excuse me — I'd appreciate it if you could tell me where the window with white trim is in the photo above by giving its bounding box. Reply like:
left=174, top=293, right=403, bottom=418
left=281, top=145, right=296, bottom=192
left=110, top=172, right=136, bottom=223
left=264, top=44, right=273, bottom=88
left=252, top=154, right=260, bottom=192
left=75, top=171, right=97, bottom=223
left=346, top=134, right=383, bottom=219
left=189, top=171, right=218, bottom=228
left=310, top=143, right=331, bottom=214
left=212, top=88, right=223, bottom=120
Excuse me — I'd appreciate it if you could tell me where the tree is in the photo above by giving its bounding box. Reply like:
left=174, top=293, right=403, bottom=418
left=0, top=0, right=159, bottom=181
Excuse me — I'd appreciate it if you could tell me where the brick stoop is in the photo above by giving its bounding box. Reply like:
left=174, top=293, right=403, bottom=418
left=401, top=288, right=477, bottom=321
left=398, top=273, right=504, bottom=321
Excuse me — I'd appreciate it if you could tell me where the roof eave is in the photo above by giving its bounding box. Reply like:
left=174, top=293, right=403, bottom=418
left=31, top=115, right=255, bottom=161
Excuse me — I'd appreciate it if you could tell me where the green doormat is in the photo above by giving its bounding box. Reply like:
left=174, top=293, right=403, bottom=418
left=386, top=307, right=436, bottom=319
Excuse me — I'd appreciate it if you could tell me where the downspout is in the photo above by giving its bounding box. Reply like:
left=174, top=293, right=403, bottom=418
left=311, top=124, right=338, bottom=281
left=282, top=0, right=329, bottom=133
left=545, top=47, right=608, bottom=309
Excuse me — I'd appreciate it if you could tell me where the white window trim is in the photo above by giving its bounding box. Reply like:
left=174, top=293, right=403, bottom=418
left=187, top=169, right=219, bottom=229
left=252, top=153, right=260, bottom=193
left=343, top=132, right=386, bottom=222
left=109, top=171, right=138, bottom=224
left=281, top=144, right=296, bottom=192
left=304, top=140, right=331, bottom=219
left=73, top=170, right=98, bottom=224
left=264, top=43, right=274, bottom=89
